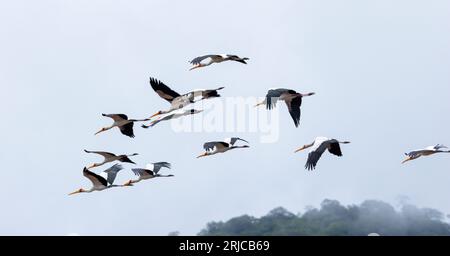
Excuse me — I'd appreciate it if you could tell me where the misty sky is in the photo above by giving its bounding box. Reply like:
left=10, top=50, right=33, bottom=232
left=0, top=0, right=449, bottom=235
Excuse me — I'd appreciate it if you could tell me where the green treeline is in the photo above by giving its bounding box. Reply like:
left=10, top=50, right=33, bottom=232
left=199, top=199, right=450, bottom=236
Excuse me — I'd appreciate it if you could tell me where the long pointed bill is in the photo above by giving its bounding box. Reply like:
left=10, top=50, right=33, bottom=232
left=196, top=152, right=208, bottom=158
left=294, top=146, right=306, bottom=153
left=94, top=128, right=105, bottom=135
left=123, top=180, right=133, bottom=186
left=254, top=102, right=264, bottom=108
left=149, top=112, right=161, bottom=119
left=401, top=157, right=412, bottom=164
left=68, top=189, right=81, bottom=196
left=189, top=65, right=202, bottom=71
left=301, top=92, right=316, bottom=97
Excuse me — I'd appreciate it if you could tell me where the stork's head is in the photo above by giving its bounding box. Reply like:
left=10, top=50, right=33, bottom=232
left=68, top=188, right=86, bottom=196
left=196, top=152, right=210, bottom=158
left=95, top=127, right=107, bottom=135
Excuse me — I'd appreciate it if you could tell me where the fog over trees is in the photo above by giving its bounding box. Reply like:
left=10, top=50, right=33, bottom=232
left=199, top=199, right=450, bottom=236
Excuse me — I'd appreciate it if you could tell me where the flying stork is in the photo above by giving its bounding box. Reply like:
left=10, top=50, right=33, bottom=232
left=149, top=77, right=224, bottom=118
left=123, top=162, right=173, bottom=186
left=189, top=54, right=249, bottom=70
left=254, top=88, right=315, bottom=127
left=95, top=113, right=150, bottom=138
left=197, top=137, right=250, bottom=158
left=294, top=137, right=350, bottom=170
left=84, top=149, right=138, bottom=169
left=69, top=164, right=126, bottom=195
left=142, top=109, right=203, bottom=128
left=402, top=144, right=450, bottom=164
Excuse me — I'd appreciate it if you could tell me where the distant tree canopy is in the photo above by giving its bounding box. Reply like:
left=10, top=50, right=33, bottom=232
left=198, top=199, right=450, bottom=236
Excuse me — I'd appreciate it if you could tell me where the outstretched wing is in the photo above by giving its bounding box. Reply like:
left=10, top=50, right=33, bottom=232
left=199, top=87, right=225, bottom=99
left=226, top=55, right=248, bottom=64
left=103, top=164, right=124, bottom=185
left=183, top=87, right=225, bottom=102
left=149, top=162, right=172, bottom=174
left=224, top=137, right=249, bottom=146
left=305, top=140, right=329, bottom=170
left=190, top=55, right=222, bottom=65
left=285, top=96, right=302, bottom=127
left=265, top=89, right=289, bottom=110
left=84, top=149, right=116, bottom=160
left=434, top=144, right=448, bottom=150
left=406, top=149, right=432, bottom=158
left=203, top=141, right=229, bottom=151
left=118, top=155, right=136, bottom=164
left=119, top=122, right=135, bottom=138
left=83, top=168, right=108, bottom=188
left=103, top=114, right=128, bottom=122
left=132, top=168, right=154, bottom=177
left=327, top=140, right=343, bottom=157
left=149, top=77, right=181, bottom=103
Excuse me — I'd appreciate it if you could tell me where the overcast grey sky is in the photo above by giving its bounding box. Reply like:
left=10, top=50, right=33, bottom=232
left=0, top=0, right=449, bottom=235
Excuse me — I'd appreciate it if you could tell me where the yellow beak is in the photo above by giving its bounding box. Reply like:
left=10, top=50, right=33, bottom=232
left=68, top=190, right=81, bottom=196
left=401, top=157, right=412, bottom=164
left=294, top=146, right=306, bottom=153
left=94, top=128, right=105, bottom=135
left=254, top=102, right=264, bottom=108
left=189, top=65, right=202, bottom=71
left=149, top=112, right=161, bottom=119
left=196, top=152, right=208, bottom=158
left=123, top=180, right=134, bottom=186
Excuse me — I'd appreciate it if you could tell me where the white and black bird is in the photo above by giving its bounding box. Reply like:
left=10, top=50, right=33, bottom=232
left=255, top=88, right=315, bottom=127
left=84, top=149, right=138, bottom=169
left=142, top=109, right=203, bottom=128
left=95, top=113, right=150, bottom=138
left=189, top=54, right=249, bottom=70
left=123, top=162, right=173, bottom=185
left=197, top=137, right=250, bottom=158
left=294, top=137, right=350, bottom=170
left=149, top=77, right=224, bottom=119
left=402, top=144, right=450, bottom=164
left=69, top=164, right=126, bottom=195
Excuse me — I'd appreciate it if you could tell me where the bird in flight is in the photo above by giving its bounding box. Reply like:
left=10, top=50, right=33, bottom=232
left=402, top=144, right=450, bottom=164
left=84, top=149, right=138, bottom=169
left=255, top=88, right=315, bottom=127
left=123, top=162, right=173, bottom=186
left=69, top=164, right=126, bottom=195
left=142, top=109, right=203, bottom=128
left=95, top=113, right=150, bottom=138
left=294, top=137, right=350, bottom=170
left=149, top=77, right=223, bottom=119
left=189, top=54, right=249, bottom=70
left=197, top=137, right=249, bottom=158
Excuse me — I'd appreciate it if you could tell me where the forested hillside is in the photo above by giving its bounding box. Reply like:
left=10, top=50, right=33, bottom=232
left=199, top=199, right=450, bottom=236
